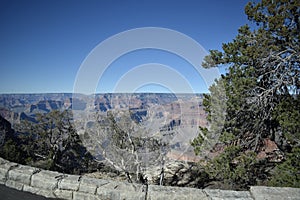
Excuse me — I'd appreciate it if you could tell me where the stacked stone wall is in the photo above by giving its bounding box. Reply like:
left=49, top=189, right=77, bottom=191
left=0, top=157, right=299, bottom=200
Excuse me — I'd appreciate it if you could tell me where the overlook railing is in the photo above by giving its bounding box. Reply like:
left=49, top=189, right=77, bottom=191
left=0, top=157, right=299, bottom=200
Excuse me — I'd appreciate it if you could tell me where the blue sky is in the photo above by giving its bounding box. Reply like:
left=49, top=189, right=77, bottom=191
left=0, top=0, right=255, bottom=94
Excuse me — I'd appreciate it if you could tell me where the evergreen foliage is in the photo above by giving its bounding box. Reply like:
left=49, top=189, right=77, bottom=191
left=192, top=0, right=300, bottom=189
left=2, top=110, right=98, bottom=174
left=268, top=147, right=300, bottom=188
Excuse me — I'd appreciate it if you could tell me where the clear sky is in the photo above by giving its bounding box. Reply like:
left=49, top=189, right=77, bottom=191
left=0, top=0, right=255, bottom=94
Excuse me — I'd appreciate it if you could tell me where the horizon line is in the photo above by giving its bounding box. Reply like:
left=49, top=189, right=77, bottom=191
left=0, top=92, right=208, bottom=95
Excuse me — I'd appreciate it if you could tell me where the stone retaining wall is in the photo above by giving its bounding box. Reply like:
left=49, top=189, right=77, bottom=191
left=0, top=157, right=299, bottom=200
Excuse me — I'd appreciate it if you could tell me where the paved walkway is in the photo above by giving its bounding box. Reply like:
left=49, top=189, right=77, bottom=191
left=0, top=185, right=55, bottom=200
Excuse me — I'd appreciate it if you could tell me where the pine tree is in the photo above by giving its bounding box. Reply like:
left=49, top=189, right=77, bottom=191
left=192, top=0, right=300, bottom=189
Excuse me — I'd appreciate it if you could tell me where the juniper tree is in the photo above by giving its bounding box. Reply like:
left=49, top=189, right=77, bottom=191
left=19, top=110, right=96, bottom=174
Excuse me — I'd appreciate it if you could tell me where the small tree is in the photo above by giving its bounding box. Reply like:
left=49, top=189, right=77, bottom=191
left=19, top=110, right=96, bottom=174
left=84, top=110, right=167, bottom=184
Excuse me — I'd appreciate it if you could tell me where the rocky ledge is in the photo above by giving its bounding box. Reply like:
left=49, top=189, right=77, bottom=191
left=0, top=157, right=299, bottom=200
